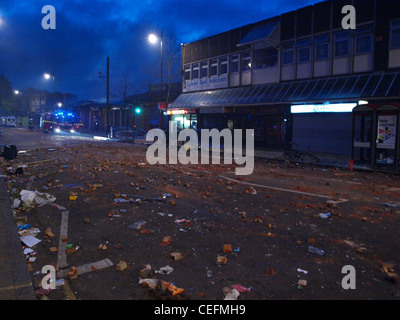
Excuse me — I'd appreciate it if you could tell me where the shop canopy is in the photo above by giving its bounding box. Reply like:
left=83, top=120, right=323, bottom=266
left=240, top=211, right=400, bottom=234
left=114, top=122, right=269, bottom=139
left=169, top=72, right=400, bottom=110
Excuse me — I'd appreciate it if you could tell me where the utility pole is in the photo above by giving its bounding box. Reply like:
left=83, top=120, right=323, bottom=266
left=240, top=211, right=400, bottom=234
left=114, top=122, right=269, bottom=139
left=107, top=56, right=110, bottom=136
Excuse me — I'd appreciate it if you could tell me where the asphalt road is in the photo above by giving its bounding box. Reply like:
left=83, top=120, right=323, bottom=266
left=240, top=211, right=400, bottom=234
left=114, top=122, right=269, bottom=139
left=1, top=127, right=400, bottom=300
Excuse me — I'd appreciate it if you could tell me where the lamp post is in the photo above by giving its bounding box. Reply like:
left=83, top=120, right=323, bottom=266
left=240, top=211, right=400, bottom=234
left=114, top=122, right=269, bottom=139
left=148, top=32, right=164, bottom=128
left=44, top=72, right=55, bottom=112
left=99, top=57, right=110, bottom=136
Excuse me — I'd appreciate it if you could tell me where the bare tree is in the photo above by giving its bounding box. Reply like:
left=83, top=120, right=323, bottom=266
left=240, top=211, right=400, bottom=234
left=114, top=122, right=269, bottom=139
left=112, top=74, right=137, bottom=127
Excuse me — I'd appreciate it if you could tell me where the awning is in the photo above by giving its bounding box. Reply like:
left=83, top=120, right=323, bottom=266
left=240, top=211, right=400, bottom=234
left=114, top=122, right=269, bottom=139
left=169, top=72, right=400, bottom=110
left=238, top=20, right=280, bottom=47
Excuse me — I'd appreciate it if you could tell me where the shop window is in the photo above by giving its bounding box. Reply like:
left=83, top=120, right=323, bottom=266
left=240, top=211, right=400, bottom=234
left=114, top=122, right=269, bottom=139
left=242, top=52, right=251, bottom=71
left=200, top=61, right=208, bottom=78
left=230, top=54, right=239, bottom=73
left=254, top=48, right=278, bottom=69
left=390, top=18, right=400, bottom=49
left=184, top=65, right=191, bottom=81
left=334, top=31, right=350, bottom=57
left=219, top=56, right=228, bottom=74
left=210, top=59, right=218, bottom=76
left=192, top=63, right=199, bottom=79
left=314, top=34, right=330, bottom=60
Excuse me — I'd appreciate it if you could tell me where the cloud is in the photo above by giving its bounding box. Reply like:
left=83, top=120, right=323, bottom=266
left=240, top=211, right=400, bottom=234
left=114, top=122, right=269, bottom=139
left=0, top=0, right=321, bottom=101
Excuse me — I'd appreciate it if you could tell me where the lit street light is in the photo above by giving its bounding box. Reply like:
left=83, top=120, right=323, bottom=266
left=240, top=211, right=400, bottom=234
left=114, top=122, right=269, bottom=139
left=57, top=102, right=62, bottom=107
left=44, top=72, right=55, bottom=112
left=148, top=32, right=163, bottom=128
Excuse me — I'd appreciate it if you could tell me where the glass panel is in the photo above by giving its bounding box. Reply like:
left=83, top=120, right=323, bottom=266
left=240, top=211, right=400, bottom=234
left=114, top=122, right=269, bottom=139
left=348, top=75, right=370, bottom=98
left=327, top=78, right=347, bottom=99
left=288, top=81, right=309, bottom=101
left=361, top=74, right=383, bottom=97
left=274, top=83, right=292, bottom=102
left=297, top=80, right=318, bottom=100
left=373, top=74, right=396, bottom=97
left=387, top=73, right=400, bottom=97
left=317, top=78, right=337, bottom=100
left=337, top=76, right=358, bottom=98
left=308, top=79, right=327, bottom=100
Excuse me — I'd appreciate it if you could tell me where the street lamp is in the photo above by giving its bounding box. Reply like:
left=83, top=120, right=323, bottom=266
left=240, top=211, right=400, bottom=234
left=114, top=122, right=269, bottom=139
left=57, top=102, right=62, bottom=107
left=148, top=32, right=163, bottom=128
left=44, top=72, right=55, bottom=112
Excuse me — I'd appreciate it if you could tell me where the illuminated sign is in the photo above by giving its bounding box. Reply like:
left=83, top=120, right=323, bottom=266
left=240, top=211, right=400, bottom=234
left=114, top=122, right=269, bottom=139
left=290, top=103, right=357, bottom=114
left=166, top=110, right=188, bottom=115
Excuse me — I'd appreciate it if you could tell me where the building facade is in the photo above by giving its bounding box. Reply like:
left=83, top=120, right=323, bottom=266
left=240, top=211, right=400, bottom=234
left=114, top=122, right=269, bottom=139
left=169, top=0, right=400, bottom=171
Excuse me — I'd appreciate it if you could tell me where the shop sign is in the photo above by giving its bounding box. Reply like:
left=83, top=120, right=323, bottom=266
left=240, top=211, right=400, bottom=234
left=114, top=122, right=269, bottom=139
left=183, top=75, right=228, bottom=92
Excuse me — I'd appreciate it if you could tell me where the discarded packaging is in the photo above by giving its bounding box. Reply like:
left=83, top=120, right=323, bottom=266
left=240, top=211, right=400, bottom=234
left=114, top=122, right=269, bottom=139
left=170, top=252, right=184, bottom=261
left=140, top=265, right=152, bottom=278
left=156, top=265, right=174, bottom=275
left=217, top=256, right=227, bottom=265
left=115, top=260, right=128, bottom=271
left=223, top=244, right=232, bottom=254
left=167, top=283, right=184, bottom=296
left=318, top=212, right=331, bottom=219
left=223, top=287, right=240, bottom=300
left=231, top=284, right=251, bottom=292
left=162, top=236, right=172, bottom=246
left=308, top=246, right=326, bottom=256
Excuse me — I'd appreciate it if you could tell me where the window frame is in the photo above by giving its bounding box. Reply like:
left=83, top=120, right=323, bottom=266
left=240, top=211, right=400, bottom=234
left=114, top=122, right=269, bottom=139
left=314, top=34, right=330, bottom=61
left=219, top=56, right=228, bottom=75
left=210, top=58, right=218, bottom=77
left=390, top=18, right=400, bottom=49
left=230, top=54, right=239, bottom=74
left=200, top=60, right=209, bottom=78
left=334, top=30, right=350, bottom=58
left=241, top=51, right=252, bottom=72
left=191, top=62, right=200, bottom=80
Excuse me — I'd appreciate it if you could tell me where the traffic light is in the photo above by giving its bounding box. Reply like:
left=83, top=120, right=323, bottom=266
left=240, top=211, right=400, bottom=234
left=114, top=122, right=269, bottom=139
left=134, top=107, right=142, bottom=114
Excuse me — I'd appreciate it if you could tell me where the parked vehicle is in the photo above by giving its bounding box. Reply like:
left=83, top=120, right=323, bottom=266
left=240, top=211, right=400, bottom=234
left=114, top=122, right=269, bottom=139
left=6, top=116, right=16, bottom=127
left=40, top=111, right=83, bottom=133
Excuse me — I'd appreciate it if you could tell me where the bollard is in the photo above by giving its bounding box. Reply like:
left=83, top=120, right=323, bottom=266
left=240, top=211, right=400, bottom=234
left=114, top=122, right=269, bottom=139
left=348, top=159, right=353, bottom=172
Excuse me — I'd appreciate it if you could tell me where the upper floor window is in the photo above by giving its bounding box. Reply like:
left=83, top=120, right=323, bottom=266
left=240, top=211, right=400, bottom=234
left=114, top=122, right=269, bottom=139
left=200, top=61, right=208, bottom=78
left=282, top=42, right=294, bottom=65
left=297, top=38, right=311, bottom=64
left=254, top=48, right=278, bottom=69
left=184, top=65, right=191, bottom=81
left=210, top=59, right=218, bottom=76
left=242, top=52, right=251, bottom=71
left=314, top=34, right=330, bottom=60
left=230, top=54, right=239, bottom=73
left=355, top=24, right=373, bottom=54
left=219, top=56, right=228, bottom=74
left=334, top=31, right=350, bottom=57
left=390, top=19, right=400, bottom=49
left=192, top=63, right=199, bottom=79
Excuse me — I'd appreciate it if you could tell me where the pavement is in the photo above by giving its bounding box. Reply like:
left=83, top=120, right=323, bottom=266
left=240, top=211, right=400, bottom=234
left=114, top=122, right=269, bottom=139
left=0, top=177, right=36, bottom=300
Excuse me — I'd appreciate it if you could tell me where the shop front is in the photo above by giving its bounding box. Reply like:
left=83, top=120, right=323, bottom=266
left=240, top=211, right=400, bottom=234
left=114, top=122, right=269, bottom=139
left=352, top=103, right=400, bottom=172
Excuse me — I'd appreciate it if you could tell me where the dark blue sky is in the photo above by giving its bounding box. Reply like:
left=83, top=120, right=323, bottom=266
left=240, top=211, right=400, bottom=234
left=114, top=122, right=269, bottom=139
left=0, top=0, right=321, bottom=102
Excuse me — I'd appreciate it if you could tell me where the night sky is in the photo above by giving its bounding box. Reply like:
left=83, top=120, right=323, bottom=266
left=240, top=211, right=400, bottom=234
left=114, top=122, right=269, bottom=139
left=0, top=0, right=321, bottom=102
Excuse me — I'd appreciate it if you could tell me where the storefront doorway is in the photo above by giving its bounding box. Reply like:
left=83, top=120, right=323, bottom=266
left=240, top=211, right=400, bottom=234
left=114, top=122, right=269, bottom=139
left=266, top=115, right=281, bottom=148
left=352, top=103, right=400, bottom=172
